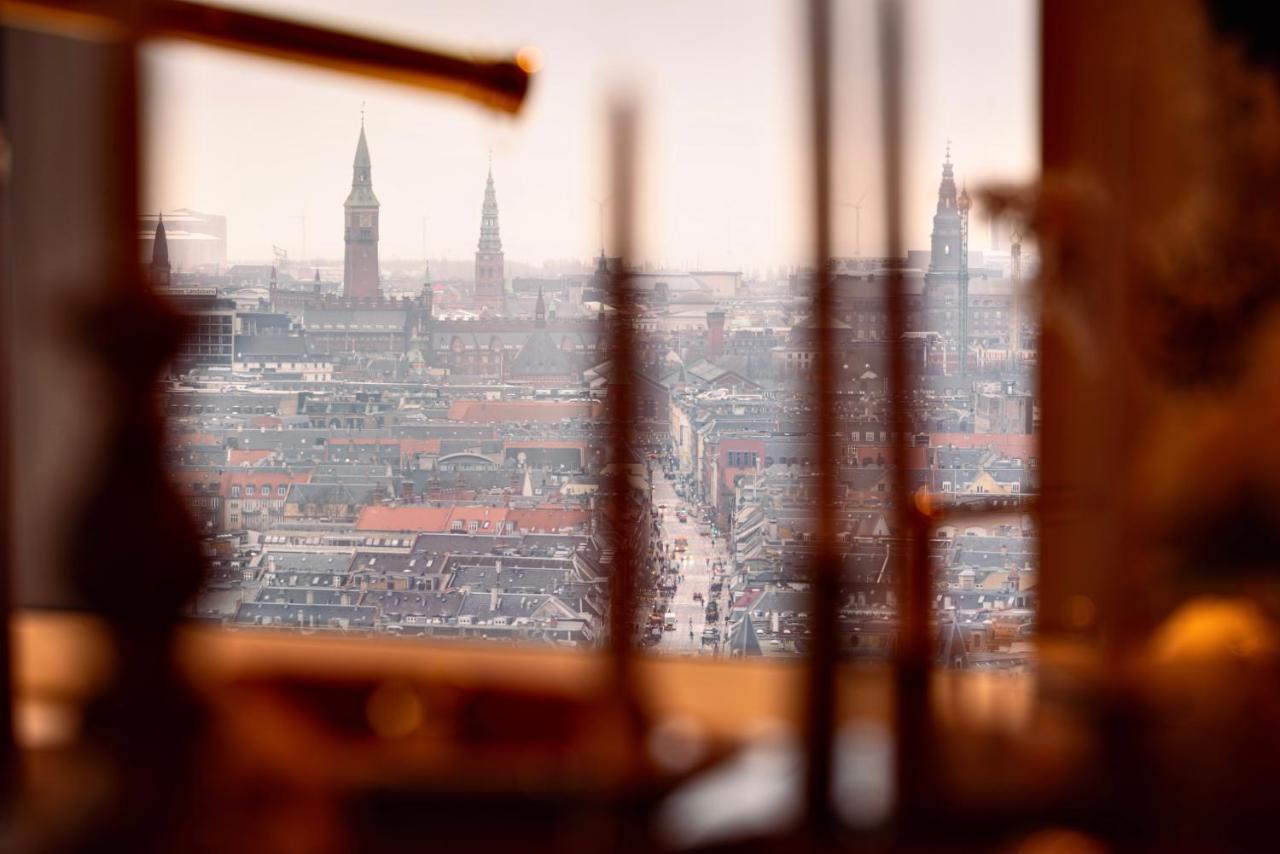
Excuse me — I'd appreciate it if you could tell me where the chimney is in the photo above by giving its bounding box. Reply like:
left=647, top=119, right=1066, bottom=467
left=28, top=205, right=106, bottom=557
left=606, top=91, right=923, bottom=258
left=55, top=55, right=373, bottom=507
left=400, top=479, right=414, bottom=501
left=490, top=587, right=499, bottom=612
left=372, top=485, right=386, bottom=504
left=706, top=310, right=726, bottom=358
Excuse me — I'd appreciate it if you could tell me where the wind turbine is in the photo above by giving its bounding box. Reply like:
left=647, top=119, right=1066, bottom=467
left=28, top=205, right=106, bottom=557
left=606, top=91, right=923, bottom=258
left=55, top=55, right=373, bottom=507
left=841, top=190, right=868, bottom=257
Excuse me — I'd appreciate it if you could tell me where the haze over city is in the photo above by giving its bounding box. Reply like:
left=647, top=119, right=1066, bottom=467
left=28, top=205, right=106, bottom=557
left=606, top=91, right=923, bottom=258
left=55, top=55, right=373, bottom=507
left=144, top=0, right=1036, bottom=270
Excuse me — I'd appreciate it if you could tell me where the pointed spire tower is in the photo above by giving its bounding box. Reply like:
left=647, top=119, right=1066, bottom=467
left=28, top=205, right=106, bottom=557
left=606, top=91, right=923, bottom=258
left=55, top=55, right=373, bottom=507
left=534, top=285, right=546, bottom=328
left=343, top=114, right=381, bottom=299
left=928, top=141, right=961, bottom=275
left=474, top=151, right=506, bottom=312
left=150, top=213, right=171, bottom=287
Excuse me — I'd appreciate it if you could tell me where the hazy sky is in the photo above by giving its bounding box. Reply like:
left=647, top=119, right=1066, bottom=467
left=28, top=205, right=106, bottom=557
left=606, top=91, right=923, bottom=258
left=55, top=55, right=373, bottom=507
left=144, top=0, right=1037, bottom=271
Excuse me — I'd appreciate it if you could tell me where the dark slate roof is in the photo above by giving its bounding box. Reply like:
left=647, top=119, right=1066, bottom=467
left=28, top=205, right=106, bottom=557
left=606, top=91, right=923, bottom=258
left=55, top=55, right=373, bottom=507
left=303, top=309, right=405, bottom=330
left=285, top=482, right=378, bottom=507
left=233, top=602, right=376, bottom=628
left=350, top=551, right=442, bottom=577
left=507, top=329, right=573, bottom=378
left=743, top=589, right=811, bottom=616
left=726, top=612, right=763, bottom=656
left=449, top=563, right=573, bottom=593
left=255, top=587, right=352, bottom=605
left=455, top=591, right=578, bottom=621
left=235, top=335, right=309, bottom=358
left=260, top=551, right=353, bottom=576
left=310, top=464, right=394, bottom=481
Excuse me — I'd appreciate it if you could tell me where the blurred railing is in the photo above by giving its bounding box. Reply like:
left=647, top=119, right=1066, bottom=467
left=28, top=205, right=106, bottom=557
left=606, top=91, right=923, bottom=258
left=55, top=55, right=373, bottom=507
left=0, top=0, right=1050, bottom=843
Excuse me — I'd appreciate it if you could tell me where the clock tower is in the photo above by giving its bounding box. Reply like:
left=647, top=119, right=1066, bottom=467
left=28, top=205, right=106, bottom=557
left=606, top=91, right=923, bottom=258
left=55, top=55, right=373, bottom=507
left=343, top=119, right=380, bottom=299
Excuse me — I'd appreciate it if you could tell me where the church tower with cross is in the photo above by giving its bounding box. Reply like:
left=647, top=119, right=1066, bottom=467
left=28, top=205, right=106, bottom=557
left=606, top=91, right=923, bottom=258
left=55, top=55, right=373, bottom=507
left=343, top=112, right=381, bottom=299
left=928, top=141, right=962, bottom=275
left=473, top=152, right=506, bottom=313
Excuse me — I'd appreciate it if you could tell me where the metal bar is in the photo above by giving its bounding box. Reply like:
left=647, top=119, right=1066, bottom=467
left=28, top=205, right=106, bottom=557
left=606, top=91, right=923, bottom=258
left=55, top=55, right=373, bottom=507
left=604, top=101, right=643, bottom=733
left=0, top=0, right=530, bottom=114
left=0, top=24, right=14, bottom=796
left=875, top=0, right=933, bottom=830
left=802, top=0, right=838, bottom=835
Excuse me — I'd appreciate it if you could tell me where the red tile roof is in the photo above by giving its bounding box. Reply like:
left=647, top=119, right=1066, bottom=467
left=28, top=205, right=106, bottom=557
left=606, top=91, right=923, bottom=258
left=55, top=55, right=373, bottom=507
left=327, top=437, right=401, bottom=447
left=399, top=437, right=443, bottom=458
left=228, top=449, right=275, bottom=466
left=445, top=506, right=509, bottom=532
left=171, top=432, right=218, bottom=448
left=355, top=505, right=453, bottom=532
left=507, top=506, right=592, bottom=533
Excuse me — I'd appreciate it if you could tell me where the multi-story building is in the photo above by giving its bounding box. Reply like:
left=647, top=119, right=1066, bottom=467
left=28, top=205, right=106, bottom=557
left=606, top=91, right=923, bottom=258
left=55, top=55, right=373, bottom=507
left=169, top=294, right=236, bottom=371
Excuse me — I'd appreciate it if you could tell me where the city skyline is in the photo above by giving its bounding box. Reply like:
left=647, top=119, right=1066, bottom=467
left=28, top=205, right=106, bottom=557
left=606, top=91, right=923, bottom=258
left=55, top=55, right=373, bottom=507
left=144, top=0, right=1036, bottom=270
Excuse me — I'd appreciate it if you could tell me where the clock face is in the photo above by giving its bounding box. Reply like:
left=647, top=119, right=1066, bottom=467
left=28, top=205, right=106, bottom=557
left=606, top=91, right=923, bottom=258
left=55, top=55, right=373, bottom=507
left=359, top=213, right=373, bottom=228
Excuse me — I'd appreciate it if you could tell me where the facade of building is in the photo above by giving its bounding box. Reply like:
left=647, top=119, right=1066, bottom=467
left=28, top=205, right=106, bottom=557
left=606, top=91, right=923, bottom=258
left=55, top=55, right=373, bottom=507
left=233, top=335, right=334, bottom=382
left=170, top=294, right=236, bottom=370
left=343, top=122, right=380, bottom=299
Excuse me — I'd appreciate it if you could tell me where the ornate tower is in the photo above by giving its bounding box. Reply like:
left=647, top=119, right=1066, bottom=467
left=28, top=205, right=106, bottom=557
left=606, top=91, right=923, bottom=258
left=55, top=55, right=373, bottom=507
left=534, top=285, right=546, bottom=328
left=150, top=213, right=171, bottom=287
left=928, top=143, right=961, bottom=274
left=343, top=119, right=380, bottom=299
left=474, top=155, right=505, bottom=312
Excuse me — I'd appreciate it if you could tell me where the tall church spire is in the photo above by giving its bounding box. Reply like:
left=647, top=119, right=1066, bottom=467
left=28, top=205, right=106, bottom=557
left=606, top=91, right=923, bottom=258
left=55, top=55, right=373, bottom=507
left=478, top=156, right=502, bottom=253
left=150, top=213, right=171, bottom=287
left=474, top=155, right=506, bottom=312
left=534, top=286, right=546, bottom=328
left=344, top=117, right=380, bottom=299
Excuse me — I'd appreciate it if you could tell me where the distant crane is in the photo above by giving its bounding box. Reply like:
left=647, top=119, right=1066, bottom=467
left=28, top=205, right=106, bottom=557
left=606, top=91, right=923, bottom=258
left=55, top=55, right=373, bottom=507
left=591, top=194, right=612, bottom=258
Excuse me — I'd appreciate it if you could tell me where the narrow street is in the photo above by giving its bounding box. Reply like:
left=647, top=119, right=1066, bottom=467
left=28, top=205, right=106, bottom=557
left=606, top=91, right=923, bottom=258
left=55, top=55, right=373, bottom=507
left=651, top=467, right=731, bottom=655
